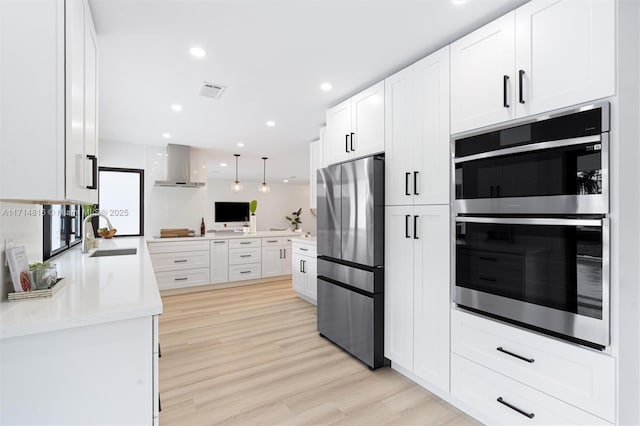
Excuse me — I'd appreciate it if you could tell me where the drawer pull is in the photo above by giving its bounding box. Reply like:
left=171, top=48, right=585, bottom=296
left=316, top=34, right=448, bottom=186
left=240, top=242, right=251, bottom=245
left=240, top=255, right=252, bottom=258
left=497, top=397, right=534, bottom=419
left=174, top=277, right=188, bottom=281
left=240, top=271, right=251, bottom=274
left=300, top=247, right=308, bottom=251
left=497, top=346, right=535, bottom=363
left=267, top=240, right=278, bottom=243
left=174, top=259, right=188, bottom=263
left=214, top=241, right=226, bottom=244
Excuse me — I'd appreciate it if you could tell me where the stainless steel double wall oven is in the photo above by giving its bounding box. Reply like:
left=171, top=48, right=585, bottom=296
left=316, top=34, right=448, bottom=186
left=453, top=103, right=610, bottom=349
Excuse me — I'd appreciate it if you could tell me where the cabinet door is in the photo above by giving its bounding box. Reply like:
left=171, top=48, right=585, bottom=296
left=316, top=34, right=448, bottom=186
left=414, top=47, right=450, bottom=206
left=384, top=66, right=415, bottom=206
left=281, top=244, right=292, bottom=275
left=292, top=252, right=307, bottom=294
left=351, top=80, right=385, bottom=158
left=384, top=206, right=415, bottom=370
left=325, top=100, right=352, bottom=165
left=309, top=138, right=321, bottom=209
left=210, top=240, right=229, bottom=284
left=82, top=2, right=98, bottom=203
left=261, top=246, right=283, bottom=277
left=413, top=205, right=450, bottom=392
left=451, top=12, right=516, bottom=134
left=515, top=0, right=614, bottom=118
left=65, top=0, right=87, bottom=202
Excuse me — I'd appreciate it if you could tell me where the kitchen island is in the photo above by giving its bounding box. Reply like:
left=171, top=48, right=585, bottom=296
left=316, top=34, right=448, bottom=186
left=0, top=237, right=162, bottom=425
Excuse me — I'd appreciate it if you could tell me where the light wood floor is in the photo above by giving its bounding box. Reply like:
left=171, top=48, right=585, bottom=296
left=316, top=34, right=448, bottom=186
left=159, top=280, right=478, bottom=426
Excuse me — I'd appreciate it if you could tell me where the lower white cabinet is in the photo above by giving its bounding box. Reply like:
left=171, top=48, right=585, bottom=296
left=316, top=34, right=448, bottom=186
left=149, top=240, right=211, bottom=290
left=261, top=237, right=293, bottom=278
left=385, top=204, right=450, bottom=392
left=210, top=240, right=229, bottom=284
left=292, top=240, right=317, bottom=304
left=155, top=268, right=210, bottom=289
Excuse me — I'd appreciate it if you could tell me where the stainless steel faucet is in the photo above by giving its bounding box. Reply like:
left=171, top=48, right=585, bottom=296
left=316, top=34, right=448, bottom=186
left=82, top=213, right=114, bottom=253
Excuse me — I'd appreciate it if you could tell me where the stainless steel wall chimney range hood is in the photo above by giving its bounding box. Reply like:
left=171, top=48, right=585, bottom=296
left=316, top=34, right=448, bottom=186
left=154, top=144, right=205, bottom=188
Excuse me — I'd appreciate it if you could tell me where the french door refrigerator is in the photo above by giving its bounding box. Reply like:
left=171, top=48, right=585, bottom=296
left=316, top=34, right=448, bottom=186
left=316, top=154, right=386, bottom=369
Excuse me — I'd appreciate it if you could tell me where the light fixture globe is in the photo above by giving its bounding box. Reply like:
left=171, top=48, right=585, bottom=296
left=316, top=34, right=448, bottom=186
left=258, top=157, right=270, bottom=193
left=259, top=182, right=270, bottom=193
left=230, top=154, right=243, bottom=192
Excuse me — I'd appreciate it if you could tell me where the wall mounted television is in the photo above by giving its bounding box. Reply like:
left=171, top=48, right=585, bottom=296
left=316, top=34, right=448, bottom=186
left=214, top=202, right=250, bottom=223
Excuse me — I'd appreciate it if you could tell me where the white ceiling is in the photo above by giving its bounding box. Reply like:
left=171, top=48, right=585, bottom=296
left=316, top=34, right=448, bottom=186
left=90, top=0, right=527, bottom=184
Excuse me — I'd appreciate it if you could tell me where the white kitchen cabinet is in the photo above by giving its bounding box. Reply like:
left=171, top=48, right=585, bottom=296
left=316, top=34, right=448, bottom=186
left=309, top=127, right=325, bottom=209
left=210, top=240, right=229, bottom=284
left=0, top=0, right=99, bottom=203
left=514, top=0, right=615, bottom=118
left=450, top=0, right=615, bottom=134
left=292, top=240, right=317, bottom=304
left=261, top=237, right=292, bottom=278
left=325, top=81, right=385, bottom=165
left=385, top=47, right=450, bottom=206
left=385, top=204, right=450, bottom=392
left=148, top=240, right=211, bottom=290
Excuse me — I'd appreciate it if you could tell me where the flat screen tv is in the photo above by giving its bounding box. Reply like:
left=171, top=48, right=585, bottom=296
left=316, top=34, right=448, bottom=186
left=214, top=202, right=250, bottom=223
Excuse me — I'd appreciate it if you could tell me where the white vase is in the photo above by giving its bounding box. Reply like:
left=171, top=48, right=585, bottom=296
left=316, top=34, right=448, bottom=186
left=249, top=215, right=257, bottom=234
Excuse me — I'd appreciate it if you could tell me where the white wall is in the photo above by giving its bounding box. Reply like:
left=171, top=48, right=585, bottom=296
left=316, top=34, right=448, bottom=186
left=0, top=202, right=43, bottom=301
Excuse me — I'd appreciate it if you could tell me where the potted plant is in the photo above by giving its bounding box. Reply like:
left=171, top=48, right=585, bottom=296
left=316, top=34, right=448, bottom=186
left=286, top=208, right=302, bottom=232
left=249, top=200, right=258, bottom=234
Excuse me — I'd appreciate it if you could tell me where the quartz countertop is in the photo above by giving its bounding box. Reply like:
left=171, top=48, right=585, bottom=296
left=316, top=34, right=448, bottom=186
left=148, top=230, right=302, bottom=243
left=0, top=237, right=162, bottom=340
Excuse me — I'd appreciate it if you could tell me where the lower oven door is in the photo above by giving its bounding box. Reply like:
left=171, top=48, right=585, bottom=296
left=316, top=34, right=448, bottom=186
left=454, top=216, right=609, bottom=347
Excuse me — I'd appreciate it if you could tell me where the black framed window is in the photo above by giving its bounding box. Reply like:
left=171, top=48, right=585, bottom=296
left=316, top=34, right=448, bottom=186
left=97, top=167, right=144, bottom=237
left=43, top=205, right=82, bottom=260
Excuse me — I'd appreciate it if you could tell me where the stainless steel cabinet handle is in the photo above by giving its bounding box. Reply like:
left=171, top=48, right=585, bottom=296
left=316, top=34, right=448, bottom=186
left=497, top=397, right=534, bottom=419
left=496, top=346, right=535, bottom=363
left=174, top=259, right=187, bottom=263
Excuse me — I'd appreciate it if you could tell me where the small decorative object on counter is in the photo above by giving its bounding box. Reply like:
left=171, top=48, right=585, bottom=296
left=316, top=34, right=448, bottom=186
left=98, top=227, right=117, bottom=239
left=249, top=200, right=258, bottom=234
left=200, top=218, right=206, bottom=236
left=29, top=262, right=58, bottom=290
left=286, top=208, right=303, bottom=231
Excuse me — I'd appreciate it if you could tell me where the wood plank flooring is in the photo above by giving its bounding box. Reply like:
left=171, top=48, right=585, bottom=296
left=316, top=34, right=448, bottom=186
left=159, top=280, right=478, bottom=426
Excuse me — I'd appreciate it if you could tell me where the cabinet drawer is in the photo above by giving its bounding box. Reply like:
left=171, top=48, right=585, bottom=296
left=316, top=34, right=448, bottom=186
left=228, top=238, right=261, bottom=249
left=293, top=243, right=316, bottom=257
left=155, top=268, right=210, bottom=290
left=451, top=354, right=610, bottom=425
left=451, top=309, right=615, bottom=421
left=229, top=263, right=261, bottom=281
left=229, top=248, right=261, bottom=265
left=147, top=240, right=209, bottom=254
left=262, top=237, right=287, bottom=246
left=150, top=250, right=210, bottom=272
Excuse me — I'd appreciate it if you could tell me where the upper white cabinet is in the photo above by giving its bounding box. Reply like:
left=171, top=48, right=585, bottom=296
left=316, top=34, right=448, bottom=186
left=325, top=81, right=385, bottom=165
left=309, top=127, right=325, bottom=209
left=0, top=0, right=98, bottom=204
left=451, top=0, right=614, bottom=134
left=385, top=47, right=450, bottom=206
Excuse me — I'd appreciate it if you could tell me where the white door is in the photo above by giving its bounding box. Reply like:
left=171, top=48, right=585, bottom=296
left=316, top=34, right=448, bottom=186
left=262, top=246, right=283, bottom=278
left=292, top=252, right=306, bottom=294
left=515, top=0, right=615, bottom=118
left=281, top=244, right=292, bottom=275
left=325, top=100, right=352, bottom=165
left=351, top=81, right=385, bottom=158
left=384, top=66, right=415, bottom=206
left=210, top=240, right=229, bottom=284
left=413, top=205, right=451, bottom=392
left=83, top=3, right=98, bottom=203
left=414, top=46, right=450, bottom=206
left=384, top=205, right=415, bottom=370
left=451, top=12, right=516, bottom=134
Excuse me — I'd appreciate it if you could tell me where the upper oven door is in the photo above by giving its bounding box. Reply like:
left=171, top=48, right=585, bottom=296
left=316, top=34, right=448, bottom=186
left=454, top=134, right=608, bottom=214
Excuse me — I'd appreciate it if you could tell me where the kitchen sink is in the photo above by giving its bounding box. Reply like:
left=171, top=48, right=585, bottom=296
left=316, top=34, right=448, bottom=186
left=89, top=248, right=137, bottom=257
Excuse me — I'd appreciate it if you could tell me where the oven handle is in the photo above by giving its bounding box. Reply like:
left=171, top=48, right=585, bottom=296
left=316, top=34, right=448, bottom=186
left=454, top=134, right=602, bottom=164
left=455, top=216, right=603, bottom=227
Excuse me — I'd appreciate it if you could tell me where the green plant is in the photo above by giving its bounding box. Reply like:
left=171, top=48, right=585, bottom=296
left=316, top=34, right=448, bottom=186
left=285, top=208, right=302, bottom=230
left=29, top=262, right=51, bottom=269
left=249, top=199, right=258, bottom=215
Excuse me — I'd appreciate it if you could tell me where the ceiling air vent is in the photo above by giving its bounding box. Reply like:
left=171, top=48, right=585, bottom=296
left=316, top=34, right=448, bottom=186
left=198, top=82, right=226, bottom=99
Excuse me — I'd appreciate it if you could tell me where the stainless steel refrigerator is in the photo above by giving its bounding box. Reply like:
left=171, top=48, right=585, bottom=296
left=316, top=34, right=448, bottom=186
left=316, top=155, right=386, bottom=369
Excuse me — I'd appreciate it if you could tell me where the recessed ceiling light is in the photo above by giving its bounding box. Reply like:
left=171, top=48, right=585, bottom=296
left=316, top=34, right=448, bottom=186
left=320, top=82, right=333, bottom=91
left=162, top=133, right=171, bottom=139
left=283, top=179, right=289, bottom=183
left=171, top=104, right=182, bottom=112
left=201, top=165, right=206, bottom=169
left=220, top=163, right=228, bottom=167
left=237, top=142, right=244, bottom=147
left=189, top=47, right=206, bottom=58
left=266, top=121, right=276, bottom=127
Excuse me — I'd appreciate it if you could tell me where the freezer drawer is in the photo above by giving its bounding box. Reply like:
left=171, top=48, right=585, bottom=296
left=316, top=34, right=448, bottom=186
left=317, top=257, right=383, bottom=294
left=317, top=279, right=385, bottom=369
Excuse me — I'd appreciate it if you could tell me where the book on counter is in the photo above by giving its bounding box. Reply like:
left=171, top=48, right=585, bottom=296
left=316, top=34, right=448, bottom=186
left=6, top=246, right=32, bottom=293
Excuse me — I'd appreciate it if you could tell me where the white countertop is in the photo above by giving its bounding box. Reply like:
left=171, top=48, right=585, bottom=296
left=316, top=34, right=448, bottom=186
left=291, top=236, right=316, bottom=245
left=0, top=237, right=162, bottom=340
left=148, top=230, right=303, bottom=243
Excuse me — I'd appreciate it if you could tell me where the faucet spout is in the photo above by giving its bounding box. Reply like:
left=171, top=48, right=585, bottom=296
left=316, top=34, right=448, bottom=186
left=82, top=213, right=113, bottom=253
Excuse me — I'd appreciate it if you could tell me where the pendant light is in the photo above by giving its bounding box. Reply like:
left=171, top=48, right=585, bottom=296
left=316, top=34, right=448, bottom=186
left=258, top=157, right=271, bottom=193
left=230, top=154, right=243, bottom=192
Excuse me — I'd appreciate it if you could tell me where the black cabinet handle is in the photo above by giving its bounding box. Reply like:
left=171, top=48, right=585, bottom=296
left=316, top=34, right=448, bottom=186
left=345, top=134, right=350, bottom=153
left=267, top=240, right=278, bottom=243
left=214, top=241, right=226, bottom=244
left=283, top=249, right=286, bottom=259
left=300, top=259, right=304, bottom=272
left=240, top=271, right=251, bottom=274
left=174, top=259, right=187, bottom=263
left=350, top=132, right=355, bottom=151
left=413, top=215, right=419, bottom=239
left=413, top=171, right=419, bottom=195
left=174, top=277, right=188, bottom=281
left=503, top=75, right=510, bottom=108
left=240, top=254, right=252, bottom=258
left=279, top=249, right=282, bottom=259
left=302, top=260, right=306, bottom=273
left=159, top=395, right=161, bottom=412
left=86, top=155, right=98, bottom=189
left=405, top=172, right=411, bottom=196
left=497, top=397, right=535, bottom=419
left=497, top=346, right=535, bottom=363
left=518, top=70, right=525, bottom=104
left=240, top=242, right=251, bottom=245
left=405, top=215, right=411, bottom=239
left=300, top=247, right=308, bottom=251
